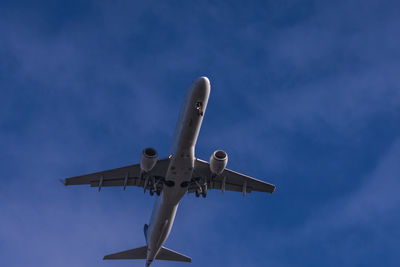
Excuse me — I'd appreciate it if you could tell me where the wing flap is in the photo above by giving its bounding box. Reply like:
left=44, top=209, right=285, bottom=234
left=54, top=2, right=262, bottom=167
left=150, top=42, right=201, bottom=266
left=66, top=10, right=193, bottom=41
left=63, top=158, right=170, bottom=189
left=89, top=177, right=140, bottom=187
left=193, top=158, right=276, bottom=194
left=218, top=168, right=275, bottom=193
left=64, top=164, right=140, bottom=185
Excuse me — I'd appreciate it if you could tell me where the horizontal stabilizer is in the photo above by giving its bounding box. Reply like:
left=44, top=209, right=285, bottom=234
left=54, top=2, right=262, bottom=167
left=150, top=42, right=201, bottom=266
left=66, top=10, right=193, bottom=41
left=156, top=246, right=191, bottom=262
left=103, top=245, right=191, bottom=263
left=103, top=246, right=147, bottom=260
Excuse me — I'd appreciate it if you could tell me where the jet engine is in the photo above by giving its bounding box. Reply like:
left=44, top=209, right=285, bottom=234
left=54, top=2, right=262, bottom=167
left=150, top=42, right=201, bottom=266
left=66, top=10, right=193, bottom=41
left=140, top=147, right=158, bottom=172
left=209, top=150, right=228, bottom=175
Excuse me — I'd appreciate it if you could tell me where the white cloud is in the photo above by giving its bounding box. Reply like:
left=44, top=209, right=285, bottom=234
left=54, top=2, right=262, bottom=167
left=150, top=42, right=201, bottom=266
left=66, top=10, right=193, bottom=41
left=249, top=138, right=400, bottom=266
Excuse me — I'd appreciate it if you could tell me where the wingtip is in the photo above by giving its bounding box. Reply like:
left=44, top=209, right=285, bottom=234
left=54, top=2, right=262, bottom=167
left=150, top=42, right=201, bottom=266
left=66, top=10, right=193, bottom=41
left=270, top=185, right=276, bottom=194
left=103, top=254, right=112, bottom=260
left=59, top=178, right=67, bottom=186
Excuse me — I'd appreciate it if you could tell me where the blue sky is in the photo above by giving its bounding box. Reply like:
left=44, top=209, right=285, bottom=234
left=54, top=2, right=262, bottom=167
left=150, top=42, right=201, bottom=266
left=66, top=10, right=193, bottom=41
left=1, top=0, right=400, bottom=266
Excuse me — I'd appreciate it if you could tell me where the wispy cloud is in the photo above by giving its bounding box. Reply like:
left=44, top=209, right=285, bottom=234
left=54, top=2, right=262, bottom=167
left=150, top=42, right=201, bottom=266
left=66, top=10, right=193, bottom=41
left=247, top=138, right=400, bottom=267
left=1, top=1, right=400, bottom=267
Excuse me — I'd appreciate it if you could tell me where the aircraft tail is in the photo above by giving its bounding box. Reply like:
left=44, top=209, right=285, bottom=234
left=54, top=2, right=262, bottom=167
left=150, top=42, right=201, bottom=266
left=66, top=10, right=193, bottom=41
left=144, top=224, right=149, bottom=242
left=103, top=246, right=191, bottom=263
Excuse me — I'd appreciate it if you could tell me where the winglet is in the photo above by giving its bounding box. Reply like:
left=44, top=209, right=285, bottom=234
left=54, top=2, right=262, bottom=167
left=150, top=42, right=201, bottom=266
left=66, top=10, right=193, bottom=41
left=59, top=179, right=67, bottom=186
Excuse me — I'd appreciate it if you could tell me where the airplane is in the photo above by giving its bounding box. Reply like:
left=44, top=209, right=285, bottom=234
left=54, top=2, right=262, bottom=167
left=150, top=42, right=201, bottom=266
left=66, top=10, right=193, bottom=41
left=63, top=77, right=276, bottom=266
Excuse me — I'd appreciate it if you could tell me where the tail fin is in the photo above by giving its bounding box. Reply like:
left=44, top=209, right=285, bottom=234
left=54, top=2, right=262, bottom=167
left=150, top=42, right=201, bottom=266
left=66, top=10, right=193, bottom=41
left=103, top=246, right=147, bottom=260
left=144, top=224, right=149, bottom=242
left=156, top=246, right=191, bottom=262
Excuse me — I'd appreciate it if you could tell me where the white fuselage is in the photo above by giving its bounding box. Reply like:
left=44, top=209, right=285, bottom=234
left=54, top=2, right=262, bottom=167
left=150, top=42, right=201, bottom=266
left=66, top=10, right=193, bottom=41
left=145, top=77, right=210, bottom=266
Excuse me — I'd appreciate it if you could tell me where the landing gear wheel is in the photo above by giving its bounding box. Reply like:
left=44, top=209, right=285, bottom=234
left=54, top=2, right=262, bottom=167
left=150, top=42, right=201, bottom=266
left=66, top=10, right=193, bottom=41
left=156, top=189, right=161, bottom=196
left=201, top=191, right=207, bottom=198
left=195, top=190, right=200, bottom=198
left=150, top=189, right=154, bottom=196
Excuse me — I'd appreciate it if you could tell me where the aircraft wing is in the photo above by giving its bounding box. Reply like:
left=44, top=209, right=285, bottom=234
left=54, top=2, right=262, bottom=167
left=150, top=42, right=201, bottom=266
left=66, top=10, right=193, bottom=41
left=190, top=158, right=275, bottom=195
left=63, top=158, right=170, bottom=191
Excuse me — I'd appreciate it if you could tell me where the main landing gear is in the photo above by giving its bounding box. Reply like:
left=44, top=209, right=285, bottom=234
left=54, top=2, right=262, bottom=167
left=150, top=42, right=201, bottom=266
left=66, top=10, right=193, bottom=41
left=149, top=188, right=161, bottom=196
left=194, top=181, right=207, bottom=198
left=195, top=189, right=207, bottom=198
left=143, top=174, right=162, bottom=196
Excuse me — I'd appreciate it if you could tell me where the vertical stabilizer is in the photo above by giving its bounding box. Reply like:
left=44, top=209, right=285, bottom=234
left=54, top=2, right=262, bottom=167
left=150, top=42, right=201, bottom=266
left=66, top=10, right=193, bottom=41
left=144, top=224, right=149, bottom=242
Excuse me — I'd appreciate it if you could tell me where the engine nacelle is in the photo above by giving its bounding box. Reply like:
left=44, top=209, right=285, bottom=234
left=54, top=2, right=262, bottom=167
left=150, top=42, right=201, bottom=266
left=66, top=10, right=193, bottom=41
left=209, top=150, right=228, bottom=175
left=140, top=147, right=158, bottom=172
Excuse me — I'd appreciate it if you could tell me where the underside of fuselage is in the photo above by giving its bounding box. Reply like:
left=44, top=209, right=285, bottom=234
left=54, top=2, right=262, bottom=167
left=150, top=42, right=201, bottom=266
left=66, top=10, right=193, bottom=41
left=146, top=77, right=210, bottom=265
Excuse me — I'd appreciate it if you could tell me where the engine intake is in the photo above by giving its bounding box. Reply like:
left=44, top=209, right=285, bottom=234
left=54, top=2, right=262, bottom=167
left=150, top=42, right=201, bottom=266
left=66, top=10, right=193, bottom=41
left=140, top=147, right=158, bottom=172
left=209, top=150, right=228, bottom=175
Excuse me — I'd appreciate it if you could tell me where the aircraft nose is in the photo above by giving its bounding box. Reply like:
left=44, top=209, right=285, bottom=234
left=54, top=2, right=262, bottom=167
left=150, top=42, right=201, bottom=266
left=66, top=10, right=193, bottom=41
left=193, top=76, right=210, bottom=96
left=195, top=76, right=210, bottom=87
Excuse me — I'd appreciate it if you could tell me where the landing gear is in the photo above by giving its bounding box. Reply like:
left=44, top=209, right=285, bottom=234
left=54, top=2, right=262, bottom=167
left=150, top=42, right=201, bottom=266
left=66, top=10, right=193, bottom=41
left=144, top=175, right=163, bottom=197
left=194, top=187, right=207, bottom=198
left=149, top=188, right=162, bottom=196
left=193, top=179, right=207, bottom=198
